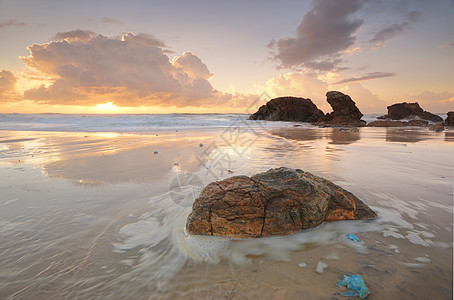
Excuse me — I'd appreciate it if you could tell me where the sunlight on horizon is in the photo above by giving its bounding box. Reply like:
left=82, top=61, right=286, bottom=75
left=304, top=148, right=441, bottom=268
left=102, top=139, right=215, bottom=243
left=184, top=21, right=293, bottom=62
left=96, top=102, right=119, bottom=112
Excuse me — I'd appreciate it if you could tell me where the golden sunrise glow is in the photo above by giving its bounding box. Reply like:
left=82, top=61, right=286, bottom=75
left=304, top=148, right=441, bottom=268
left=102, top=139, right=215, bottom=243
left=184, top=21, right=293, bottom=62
left=96, top=102, right=119, bottom=112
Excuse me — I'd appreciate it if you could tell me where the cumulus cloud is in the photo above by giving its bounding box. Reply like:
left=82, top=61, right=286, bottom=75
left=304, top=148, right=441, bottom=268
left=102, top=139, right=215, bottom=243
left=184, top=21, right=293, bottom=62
left=339, top=83, right=388, bottom=114
left=21, top=30, right=244, bottom=107
left=53, top=29, right=96, bottom=42
left=266, top=71, right=329, bottom=110
left=334, top=71, right=395, bottom=84
left=268, top=0, right=364, bottom=70
left=368, top=10, right=422, bottom=48
left=0, top=70, right=20, bottom=101
left=0, top=19, right=26, bottom=28
left=264, top=70, right=389, bottom=113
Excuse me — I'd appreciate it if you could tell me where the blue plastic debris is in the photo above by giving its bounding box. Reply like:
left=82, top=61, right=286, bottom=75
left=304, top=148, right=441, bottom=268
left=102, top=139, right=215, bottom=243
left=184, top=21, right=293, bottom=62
left=336, top=274, right=370, bottom=298
left=346, top=234, right=361, bottom=242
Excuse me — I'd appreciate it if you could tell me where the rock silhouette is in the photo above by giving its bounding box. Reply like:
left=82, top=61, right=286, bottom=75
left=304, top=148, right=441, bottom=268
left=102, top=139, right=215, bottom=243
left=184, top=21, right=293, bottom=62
left=445, top=112, right=454, bottom=126
left=248, top=96, right=324, bottom=122
left=367, top=119, right=429, bottom=127
left=316, top=91, right=366, bottom=127
left=378, top=102, right=443, bottom=123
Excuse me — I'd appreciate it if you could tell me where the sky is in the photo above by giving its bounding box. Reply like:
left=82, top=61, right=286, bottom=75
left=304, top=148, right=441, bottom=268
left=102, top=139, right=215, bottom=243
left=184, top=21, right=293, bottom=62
left=0, top=0, right=453, bottom=114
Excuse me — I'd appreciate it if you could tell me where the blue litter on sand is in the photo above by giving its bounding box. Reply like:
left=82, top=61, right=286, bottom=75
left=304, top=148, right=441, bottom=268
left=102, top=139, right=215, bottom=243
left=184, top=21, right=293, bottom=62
left=346, top=234, right=360, bottom=242
left=336, top=274, right=370, bottom=298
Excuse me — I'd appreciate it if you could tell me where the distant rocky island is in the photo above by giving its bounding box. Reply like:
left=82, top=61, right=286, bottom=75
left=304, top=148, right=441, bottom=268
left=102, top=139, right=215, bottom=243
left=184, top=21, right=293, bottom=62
left=249, top=91, right=453, bottom=129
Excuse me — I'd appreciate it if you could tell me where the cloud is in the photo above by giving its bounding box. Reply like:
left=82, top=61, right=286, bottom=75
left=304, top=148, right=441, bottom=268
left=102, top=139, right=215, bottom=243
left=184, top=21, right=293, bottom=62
left=413, top=91, right=454, bottom=101
left=368, top=10, right=422, bottom=48
left=338, top=83, right=388, bottom=114
left=52, top=29, right=96, bottom=41
left=334, top=71, right=395, bottom=84
left=266, top=71, right=329, bottom=110
left=102, top=17, right=123, bottom=25
left=0, top=70, right=20, bottom=101
left=410, top=90, right=454, bottom=113
left=20, top=31, right=245, bottom=107
left=0, top=19, right=26, bottom=28
left=268, top=0, right=364, bottom=70
left=440, top=42, right=454, bottom=49
left=304, top=59, right=344, bottom=71
left=264, top=70, right=389, bottom=114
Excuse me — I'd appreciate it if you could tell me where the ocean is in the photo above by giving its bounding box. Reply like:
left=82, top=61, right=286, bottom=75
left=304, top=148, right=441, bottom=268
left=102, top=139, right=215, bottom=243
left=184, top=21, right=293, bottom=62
left=0, top=113, right=394, bottom=132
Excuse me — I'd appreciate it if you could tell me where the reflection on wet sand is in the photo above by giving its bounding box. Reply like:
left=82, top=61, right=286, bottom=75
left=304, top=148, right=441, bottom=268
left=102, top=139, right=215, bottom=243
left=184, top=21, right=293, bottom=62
left=385, top=128, right=435, bottom=143
left=269, top=126, right=450, bottom=145
left=0, top=131, right=219, bottom=186
left=44, top=140, right=205, bottom=185
left=268, top=127, right=360, bottom=145
left=445, top=131, right=454, bottom=142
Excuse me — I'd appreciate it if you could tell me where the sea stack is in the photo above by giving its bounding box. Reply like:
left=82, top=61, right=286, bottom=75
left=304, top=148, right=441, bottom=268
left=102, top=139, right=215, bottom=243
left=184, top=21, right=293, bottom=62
left=248, top=96, right=324, bottom=122
left=378, top=102, right=443, bottom=123
left=315, top=91, right=366, bottom=127
left=445, top=112, right=454, bottom=126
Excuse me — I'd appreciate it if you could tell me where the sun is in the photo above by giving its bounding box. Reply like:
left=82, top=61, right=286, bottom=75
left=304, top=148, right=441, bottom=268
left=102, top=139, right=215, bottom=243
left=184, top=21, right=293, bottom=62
left=96, top=102, right=119, bottom=112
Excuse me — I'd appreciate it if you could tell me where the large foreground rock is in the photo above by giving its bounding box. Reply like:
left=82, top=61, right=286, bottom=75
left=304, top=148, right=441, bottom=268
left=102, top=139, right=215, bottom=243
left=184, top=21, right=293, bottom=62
left=248, top=97, right=324, bottom=122
left=378, top=102, right=443, bottom=123
left=316, top=91, right=366, bottom=127
left=445, top=112, right=454, bottom=126
left=186, top=167, right=376, bottom=239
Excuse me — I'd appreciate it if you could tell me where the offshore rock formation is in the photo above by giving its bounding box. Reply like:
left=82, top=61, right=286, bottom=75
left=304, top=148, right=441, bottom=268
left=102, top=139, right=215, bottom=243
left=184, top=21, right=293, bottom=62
left=445, top=112, right=454, bottom=126
left=315, top=91, right=366, bottom=127
left=429, top=124, right=445, bottom=132
left=186, top=167, right=376, bottom=239
left=367, top=119, right=429, bottom=127
left=378, top=102, right=443, bottom=123
left=248, top=97, right=324, bottom=122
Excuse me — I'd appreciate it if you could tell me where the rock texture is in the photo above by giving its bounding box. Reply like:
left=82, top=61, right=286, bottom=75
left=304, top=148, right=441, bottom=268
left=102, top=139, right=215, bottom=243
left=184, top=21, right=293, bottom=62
left=378, top=102, right=443, bottom=123
left=367, top=119, right=429, bottom=127
left=445, top=112, right=454, bottom=126
left=429, top=124, right=445, bottom=132
left=367, top=120, right=403, bottom=127
left=248, top=97, right=324, bottom=122
left=316, top=91, right=366, bottom=127
left=186, top=167, right=376, bottom=239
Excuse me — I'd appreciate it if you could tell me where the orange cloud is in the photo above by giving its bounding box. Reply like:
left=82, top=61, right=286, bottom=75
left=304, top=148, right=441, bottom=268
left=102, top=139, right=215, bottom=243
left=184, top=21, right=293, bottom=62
left=264, top=70, right=389, bottom=114
left=266, top=71, right=329, bottom=110
left=20, top=30, right=250, bottom=108
left=338, top=83, right=388, bottom=114
left=0, top=70, right=20, bottom=101
left=410, top=91, right=454, bottom=113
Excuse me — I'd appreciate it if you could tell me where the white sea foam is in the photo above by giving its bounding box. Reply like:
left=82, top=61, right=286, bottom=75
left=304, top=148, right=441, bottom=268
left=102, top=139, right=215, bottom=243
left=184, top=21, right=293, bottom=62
left=2, top=199, right=18, bottom=206
left=316, top=261, right=328, bottom=274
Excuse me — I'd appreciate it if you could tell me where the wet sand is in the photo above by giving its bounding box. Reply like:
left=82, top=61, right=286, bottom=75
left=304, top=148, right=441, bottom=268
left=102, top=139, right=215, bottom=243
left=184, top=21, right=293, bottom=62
left=0, top=126, right=452, bottom=299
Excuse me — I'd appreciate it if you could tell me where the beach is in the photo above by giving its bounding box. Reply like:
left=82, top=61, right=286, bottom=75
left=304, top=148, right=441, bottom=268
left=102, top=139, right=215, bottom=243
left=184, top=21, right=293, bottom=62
left=0, top=121, right=453, bottom=299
